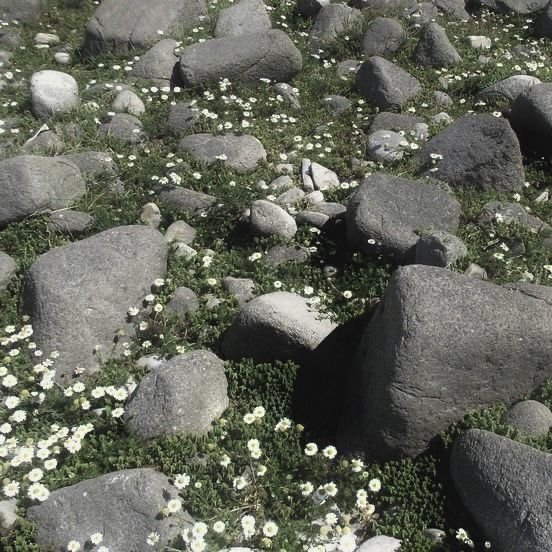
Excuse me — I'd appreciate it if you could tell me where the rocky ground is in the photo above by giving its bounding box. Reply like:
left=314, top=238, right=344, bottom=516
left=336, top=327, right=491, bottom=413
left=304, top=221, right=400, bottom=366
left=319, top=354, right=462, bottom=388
left=0, top=0, right=551, bottom=550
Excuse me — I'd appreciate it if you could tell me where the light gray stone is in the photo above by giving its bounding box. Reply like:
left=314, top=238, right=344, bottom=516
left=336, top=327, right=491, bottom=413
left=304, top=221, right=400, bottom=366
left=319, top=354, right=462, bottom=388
left=336, top=59, right=361, bottom=77
left=158, top=186, right=216, bottom=215
left=46, top=210, right=94, bottom=234
left=275, top=187, right=305, bottom=207
left=362, top=17, right=405, bottom=58
left=477, top=75, right=541, bottom=103
left=22, top=226, right=167, bottom=383
left=367, top=130, right=405, bottom=162
left=99, top=113, right=144, bottom=144
left=112, top=89, right=145, bottom=116
left=140, top=202, right=161, bottom=228
left=250, top=200, right=297, bottom=239
left=0, top=251, right=16, bottom=294
left=62, top=151, right=117, bottom=177
left=214, top=0, right=271, bottom=37
left=0, top=0, right=44, bottom=22
left=30, top=70, right=79, bottom=119
left=0, top=499, right=17, bottom=530
left=404, top=2, right=439, bottom=25
left=308, top=4, right=363, bottom=53
left=464, top=35, right=492, bottom=49
left=297, top=0, right=330, bottom=17
left=166, top=286, right=200, bottom=317
left=321, top=94, right=351, bottom=114
left=274, top=82, right=300, bottom=109
left=357, top=535, right=402, bottom=551
left=309, top=161, right=340, bottom=191
left=464, top=263, right=488, bottom=279
left=21, top=130, right=64, bottom=154
left=130, top=39, right=180, bottom=84
left=263, top=245, right=310, bottom=267
left=501, top=400, right=552, bottom=436
left=415, top=230, right=468, bottom=267
left=296, top=210, right=329, bottom=228
left=165, top=220, right=196, bottom=244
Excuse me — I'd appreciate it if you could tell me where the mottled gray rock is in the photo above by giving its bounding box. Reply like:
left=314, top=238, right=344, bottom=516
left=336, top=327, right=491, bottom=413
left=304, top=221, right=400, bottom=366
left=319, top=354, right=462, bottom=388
left=347, top=173, right=460, bottom=262
left=220, top=291, right=337, bottom=364
left=46, top=210, right=94, bottom=234
left=0, top=0, right=44, bottom=22
left=21, top=130, right=64, bottom=154
left=0, top=499, right=17, bottom=530
left=434, top=90, right=453, bottom=106
left=464, top=35, right=492, bottom=49
left=84, top=0, right=207, bottom=55
left=412, top=22, right=461, bottom=67
left=451, top=430, right=552, bottom=552
left=124, top=351, right=229, bottom=439
left=362, top=17, right=405, bottom=58
left=30, top=70, right=79, bottom=119
left=432, top=0, right=469, bottom=19
left=315, top=201, right=346, bottom=217
left=222, top=276, right=255, bottom=306
left=264, top=245, right=310, bottom=267
left=214, top=0, right=271, bottom=37
left=166, top=102, right=200, bottom=135
left=370, top=112, right=427, bottom=139
left=296, top=210, right=329, bottom=228
left=22, top=226, right=167, bottom=383
left=27, top=469, right=188, bottom=551
left=351, top=0, right=416, bottom=10
left=0, top=252, right=16, bottom=294
left=275, top=187, right=305, bottom=207
left=179, top=30, right=302, bottom=87
left=112, top=89, right=145, bottom=116
left=414, top=114, right=525, bottom=192
left=479, top=0, right=547, bottom=13
left=308, top=4, right=363, bottom=53
left=269, top=175, right=294, bottom=191
left=274, top=82, right=300, bottom=109
left=415, top=230, right=468, bottom=267
left=165, top=220, right=196, bottom=244
left=339, top=266, right=552, bottom=459
left=336, top=59, right=361, bottom=77
left=0, top=155, right=85, bottom=226
left=321, top=95, right=352, bottom=115
left=464, top=262, right=488, bottom=280
left=367, top=130, right=405, bottom=163
left=130, top=39, right=180, bottom=84
left=535, top=1, right=552, bottom=37
left=357, top=535, right=402, bottom=551
left=404, top=2, right=439, bottom=25
left=0, top=29, right=20, bottom=48
left=99, top=113, right=144, bottom=144
left=477, top=75, right=541, bottom=103
left=250, top=200, right=297, bottom=239
left=166, top=286, right=200, bottom=317
left=356, top=57, right=421, bottom=109
left=430, top=111, right=453, bottom=125
left=158, top=186, right=216, bottom=215
left=62, top=151, right=117, bottom=177
left=501, top=400, right=552, bottom=436
left=179, top=133, right=266, bottom=173
left=140, top=202, right=161, bottom=228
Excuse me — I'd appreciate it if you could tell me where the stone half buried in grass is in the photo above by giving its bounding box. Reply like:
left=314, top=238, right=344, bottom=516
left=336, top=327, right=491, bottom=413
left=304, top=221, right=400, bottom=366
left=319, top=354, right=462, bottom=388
left=124, top=350, right=229, bottom=440
left=338, top=265, right=552, bottom=460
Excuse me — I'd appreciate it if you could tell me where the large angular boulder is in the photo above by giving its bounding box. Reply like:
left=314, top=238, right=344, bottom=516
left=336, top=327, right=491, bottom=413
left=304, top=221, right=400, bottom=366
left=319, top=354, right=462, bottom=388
left=22, top=226, right=167, bottom=384
left=362, top=17, right=405, bottom=58
left=130, top=39, right=180, bottom=85
left=308, top=4, right=363, bottom=53
left=124, top=351, right=229, bottom=439
left=339, top=265, right=552, bottom=459
left=220, top=291, right=337, bottom=365
left=214, top=0, right=271, bottom=37
left=0, top=0, right=45, bottom=22
left=412, top=22, right=461, bottom=67
left=0, top=155, right=86, bottom=226
left=178, top=30, right=302, bottom=87
left=451, top=430, right=552, bottom=551
left=83, top=0, right=207, bottom=55
left=179, top=133, right=266, bottom=173
left=413, top=114, right=525, bottom=192
left=346, top=173, right=461, bottom=262
left=30, top=70, right=79, bottom=119
left=356, top=57, right=421, bottom=109
left=27, top=469, right=189, bottom=551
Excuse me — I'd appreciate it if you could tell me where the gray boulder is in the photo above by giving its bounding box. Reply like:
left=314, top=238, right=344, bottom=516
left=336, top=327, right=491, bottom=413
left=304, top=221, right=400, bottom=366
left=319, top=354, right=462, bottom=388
left=124, top=351, right=229, bottom=439
left=99, top=113, right=145, bottom=144
left=415, top=230, right=468, bottom=267
left=347, top=173, right=460, bottom=262
left=166, top=286, right=200, bottom=318
left=356, top=57, right=421, bottom=109
left=357, top=536, right=402, bottom=551
left=274, top=82, right=301, bottom=109
left=362, top=17, right=405, bottom=58
left=214, top=0, right=271, bottom=37
left=84, top=0, right=207, bottom=55
left=412, top=22, right=461, bottom=67
left=158, top=186, right=216, bottom=215
left=403, top=2, right=439, bottom=25
left=264, top=244, right=310, bottom=267
left=367, top=130, right=405, bottom=163
left=0, top=252, right=16, bottom=294
left=308, top=4, right=363, bottom=53
left=477, top=75, right=541, bottom=103
left=479, top=0, right=548, bottom=13
left=451, top=430, right=552, bottom=551
left=220, top=291, right=337, bottom=364
left=0, top=0, right=44, bottom=22
left=339, top=266, right=552, bottom=459
left=22, top=226, right=167, bottom=384
left=112, top=89, right=145, bottom=116
left=222, top=277, right=255, bottom=306
left=62, top=151, right=117, bottom=177
left=351, top=0, right=416, bottom=10
left=432, top=0, right=470, bottom=19
left=0, top=155, right=86, bottom=226
left=27, top=468, right=189, bottom=551
left=249, top=200, right=297, bottom=239
left=501, top=400, right=552, bottom=436
left=30, top=70, right=79, bottom=119
left=179, top=133, right=266, bottom=173
left=414, top=114, right=525, bottom=192
left=46, top=210, right=94, bottom=234
left=166, top=102, right=200, bottom=135
left=22, top=130, right=64, bottom=155
left=130, top=39, right=180, bottom=85
left=165, top=220, right=196, bottom=244
left=370, top=111, right=428, bottom=140
left=179, top=30, right=302, bottom=87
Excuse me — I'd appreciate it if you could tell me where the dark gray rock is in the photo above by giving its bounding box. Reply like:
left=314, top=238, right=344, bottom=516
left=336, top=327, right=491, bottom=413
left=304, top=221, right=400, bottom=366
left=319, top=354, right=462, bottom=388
left=451, top=430, right=552, bottom=551
left=99, top=113, right=145, bottom=144
left=0, top=0, right=44, bottom=22
left=0, top=155, right=85, bottom=226
left=412, top=22, right=461, bottom=67
left=0, top=251, right=16, bottom=294
left=179, top=133, right=266, bottom=173
left=62, top=151, right=117, bottom=177
left=296, top=210, right=329, bottom=228
left=314, top=202, right=346, bottom=217
left=501, top=400, right=552, bottom=436
left=27, top=468, right=188, bottom=551
left=339, top=266, right=552, bottom=459
left=479, top=0, right=548, bottom=13
left=321, top=95, right=352, bottom=115
left=46, top=210, right=94, bottom=234
left=166, top=286, right=200, bottom=317
left=308, top=4, right=363, bottom=53
left=130, top=39, right=180, bottom=85
left=166, top=102, right=201, bottom=135
left=415, top=230, right=468, bottom=267
left=367, top=130, right=405, bottom=163
left=179, top=30, right=302, bottom=87
left=264, top=245, right=310, bottom=267
left=124, top=350, right=229, bottom=439
left=222, top=276, right=255, bottom=306
left=347, top=173, right=460, bottom=262
left=477, top=75, right=541, bottom=103
left=356, top=57, right=421, bottom=109
left=214, top=0, right=271, bottom=37
left=22, top=226, right=167, bottom=384
left=414, top=114, right=525, bottom=192
left=297, top=0, right=330, bottom=17
left=535, top=0, right=552, bottom=37
left=250, top=200, right=297, bottom=239
left=84, top=0, right=207, bottom=55
left=22, top=130, right=64, bottom=155
left=165, top=220, right=196, bottom=244
left=362, top=17, right=405, bottom=58
left=220, top=291, right=337, bottom=364
left=432, top=0, right=469, bottom=19
left=158, top=186, right=216, bottom=215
